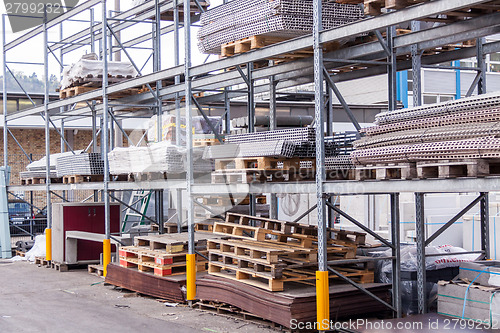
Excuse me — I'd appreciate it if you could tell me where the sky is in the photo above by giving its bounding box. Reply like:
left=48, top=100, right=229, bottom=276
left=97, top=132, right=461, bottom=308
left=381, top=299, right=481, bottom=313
left=0, top=0, right=224, bottom=80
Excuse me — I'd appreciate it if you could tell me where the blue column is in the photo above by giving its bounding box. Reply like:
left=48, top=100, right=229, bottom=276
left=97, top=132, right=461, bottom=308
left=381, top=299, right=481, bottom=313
left=397, top=71, right=409, bottom=108
left=454, top=60, right=461, bottom=100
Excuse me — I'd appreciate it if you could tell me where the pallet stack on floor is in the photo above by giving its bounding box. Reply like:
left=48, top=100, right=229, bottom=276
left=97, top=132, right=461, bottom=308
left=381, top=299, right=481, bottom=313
left=117, top=233, right=220, bottom=277
left=198, top=213, right=372, bottom=292
left=351, top=92, right=500, bottom=180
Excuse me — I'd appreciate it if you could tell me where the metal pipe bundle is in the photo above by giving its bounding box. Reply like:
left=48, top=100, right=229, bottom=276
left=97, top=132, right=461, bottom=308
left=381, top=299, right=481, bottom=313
left=56, top=153, right=104, bottom=177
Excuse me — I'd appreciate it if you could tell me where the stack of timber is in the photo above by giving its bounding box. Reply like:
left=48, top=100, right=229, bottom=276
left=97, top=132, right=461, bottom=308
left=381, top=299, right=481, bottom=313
left=196, top=275, right=391, bottom=328
left=202, top=213, right=372, bottom=292
left=351, top=92, right=500, bottom=180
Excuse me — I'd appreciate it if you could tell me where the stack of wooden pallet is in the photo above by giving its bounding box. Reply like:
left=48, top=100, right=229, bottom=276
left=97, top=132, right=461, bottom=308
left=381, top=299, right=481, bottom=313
left=118, top=233, right=220, bottom=277
left=211, top=156, right=316, bottom=184
left=204, top=213, right=372, bottom=291
left=194, top=194, right=268, bottom=220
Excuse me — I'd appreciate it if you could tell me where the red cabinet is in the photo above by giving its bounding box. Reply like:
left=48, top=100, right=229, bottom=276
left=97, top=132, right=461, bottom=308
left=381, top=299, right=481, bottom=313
left=52, top=203, right=121, bottom=264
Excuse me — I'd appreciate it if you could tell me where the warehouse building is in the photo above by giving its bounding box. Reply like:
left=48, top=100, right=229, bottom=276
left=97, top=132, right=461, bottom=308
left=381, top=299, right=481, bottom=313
left=1, top=0, right=500, bottom=332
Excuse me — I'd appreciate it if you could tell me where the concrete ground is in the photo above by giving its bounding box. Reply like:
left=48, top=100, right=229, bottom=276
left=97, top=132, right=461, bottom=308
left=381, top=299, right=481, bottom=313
left=0, top=259, right=279, bottom=333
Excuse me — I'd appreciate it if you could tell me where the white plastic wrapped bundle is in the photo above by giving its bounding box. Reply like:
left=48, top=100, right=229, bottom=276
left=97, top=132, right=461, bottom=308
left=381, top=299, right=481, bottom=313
left=61, top=53, right=138, bottom=89
left=109, top=141, right=186, bottom=175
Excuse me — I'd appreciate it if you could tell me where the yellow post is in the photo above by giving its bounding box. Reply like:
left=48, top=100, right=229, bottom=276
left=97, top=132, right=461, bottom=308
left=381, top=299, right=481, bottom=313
left=316, top=271, right=330, bottom=331
left=103, top=239, right=111, bottom=277
left=186, top=253, right=196, bottom=301
left=45, top=228, right=52, bottom=261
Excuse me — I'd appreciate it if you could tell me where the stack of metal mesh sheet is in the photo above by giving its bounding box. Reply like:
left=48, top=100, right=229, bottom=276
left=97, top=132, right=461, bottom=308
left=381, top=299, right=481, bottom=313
left=203, top=140, right=297, bottom=159
left=293, top=141, right=337, bottom=158
left=325, top=155, right=355, bottom=170
left=223, top=127, right=339, bottom=158
left=352, top=93, right=500, bottom=165
left=198, top=0, right=363, bottom=54
left=56, top=153, right=104, bottom=177
left=226, top=127, right=315, bottom=144
left=326, top=131, right=360, bottom=155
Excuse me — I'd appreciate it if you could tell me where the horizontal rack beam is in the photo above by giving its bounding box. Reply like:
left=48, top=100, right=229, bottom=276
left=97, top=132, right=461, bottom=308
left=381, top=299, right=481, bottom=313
left=9, top=177, right=500, bottom=194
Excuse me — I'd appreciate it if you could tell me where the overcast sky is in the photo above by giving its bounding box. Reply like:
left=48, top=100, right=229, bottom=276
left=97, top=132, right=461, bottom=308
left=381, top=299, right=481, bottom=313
left=0, top=0, right=224, bottom=79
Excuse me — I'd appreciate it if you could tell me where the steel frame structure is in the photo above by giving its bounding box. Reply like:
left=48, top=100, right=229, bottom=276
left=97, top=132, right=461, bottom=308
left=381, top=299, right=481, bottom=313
left=2, top=0, right=500, bottom=324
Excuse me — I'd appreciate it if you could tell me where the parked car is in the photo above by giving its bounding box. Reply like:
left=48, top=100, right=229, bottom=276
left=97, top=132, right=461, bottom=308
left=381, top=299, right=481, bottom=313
left=8, top=200, right=46, bottom=236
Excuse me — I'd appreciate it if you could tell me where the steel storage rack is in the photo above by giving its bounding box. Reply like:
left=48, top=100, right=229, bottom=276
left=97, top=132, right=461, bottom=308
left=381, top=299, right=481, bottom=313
left=3, top=0, right=500, bottom=325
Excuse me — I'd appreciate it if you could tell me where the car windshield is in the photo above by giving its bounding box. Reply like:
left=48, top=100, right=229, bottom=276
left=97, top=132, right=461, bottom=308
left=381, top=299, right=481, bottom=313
left=8, top=202, right=31, bottom=214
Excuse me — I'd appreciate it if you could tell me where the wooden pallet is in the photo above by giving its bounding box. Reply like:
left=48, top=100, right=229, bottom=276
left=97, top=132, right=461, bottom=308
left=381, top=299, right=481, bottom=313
left=133, top=233, right=218, bottom=253
left=35, top=256, right=50, bottom=266
left=15, top=250, right=26, bottom=257
left=355, top=163, right=417, bottom=181
left=283, top=267, right=375, bottom=284
left=196, top=195, right=267, bottom=206
left=362, top=0, right=429, bottom=16
left=151, top=223, right=187, bottom=233
left=59, top=85, right=140, bottom=99
left=225, top=213, right=294, bottom=234
left=194, top=301, right=281, bottom=328
left=221, top=35, right=340, bottom=62
left=21, top=177, right=62, bottom=185
left=208, top=262, right=286, bottom=291
left=211, top=170, right=288, bottom=184
left=208, top=251, right=287, bottom=279
left=215, top=157, right=313, bottom=172
left=193, top=138, right=221, bottom=147
left=195, top=221, right=215, bottom=232
left=50, top=261, right=69, bottom=272
left=88, top=264, right=104, bottom=277
left=326, top=169, right=356, bottom=181
left=120, top=257, right=206, bottom=277
left=62, top=174, right=104, bottom=184
left=416, top=159, right=500, bottom=179
left=213, top=222, right=314, bottom=248
left=207, top=238, right=316, bottom=265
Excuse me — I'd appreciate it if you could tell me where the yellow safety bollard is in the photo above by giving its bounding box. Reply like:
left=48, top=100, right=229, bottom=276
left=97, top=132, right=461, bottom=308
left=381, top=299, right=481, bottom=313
left=186, top=253, right=196, bottom=301
left=316, top=270, right=330, bottom=331
left=103, top=239, right=111, bottom=277
left=45, top=228, right=52, bottom=261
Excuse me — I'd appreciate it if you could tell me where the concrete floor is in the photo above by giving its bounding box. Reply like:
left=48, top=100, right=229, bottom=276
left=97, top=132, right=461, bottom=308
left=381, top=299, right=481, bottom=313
left=0, top=259, right=278, bottom=333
